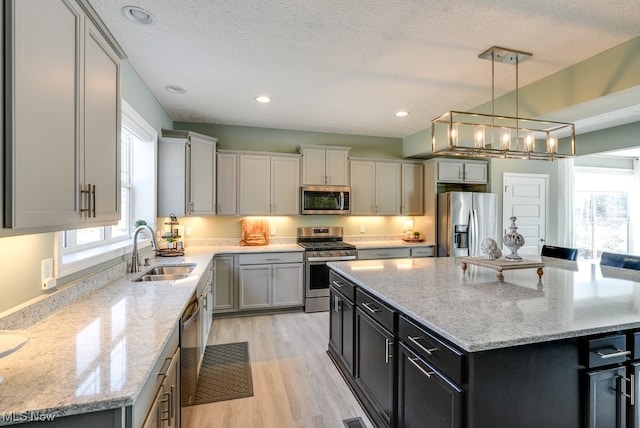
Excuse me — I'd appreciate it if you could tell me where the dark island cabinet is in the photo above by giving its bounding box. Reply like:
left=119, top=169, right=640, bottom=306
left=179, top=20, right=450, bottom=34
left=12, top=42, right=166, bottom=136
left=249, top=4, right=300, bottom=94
left=584, top=366, right=627, bottom=428
left=398, top=342, right=462, bottom=428
left=328, top=272, right=355, bottom=374
left=355, top=288, right=397, bottom=428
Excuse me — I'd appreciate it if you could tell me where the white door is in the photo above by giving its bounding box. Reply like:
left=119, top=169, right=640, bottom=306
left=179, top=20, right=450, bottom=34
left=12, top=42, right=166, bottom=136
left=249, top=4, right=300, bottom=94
left=503, top=173, right=548, bottom=256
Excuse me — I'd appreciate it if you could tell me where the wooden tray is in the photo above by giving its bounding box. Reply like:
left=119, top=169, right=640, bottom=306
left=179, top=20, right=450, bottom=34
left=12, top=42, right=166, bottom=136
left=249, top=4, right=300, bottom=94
left=461, top=257, right=544, bottom=283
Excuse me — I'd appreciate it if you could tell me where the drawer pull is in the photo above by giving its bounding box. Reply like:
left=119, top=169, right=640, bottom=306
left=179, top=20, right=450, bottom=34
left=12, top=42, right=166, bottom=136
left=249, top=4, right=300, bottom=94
left=408, top=335, right=438, bottom=355
left=596, top=348, right=630, bottom=359
left=408, top=357, right=434, bottom=378
left=331, top=280, right=344, bottom=288
left=362, top=302, right=380, bottom=313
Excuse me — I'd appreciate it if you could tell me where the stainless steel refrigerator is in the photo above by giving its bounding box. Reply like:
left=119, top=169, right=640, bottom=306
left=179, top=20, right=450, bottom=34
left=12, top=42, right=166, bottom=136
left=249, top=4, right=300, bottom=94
left=437, top=192, right=498, bottom=257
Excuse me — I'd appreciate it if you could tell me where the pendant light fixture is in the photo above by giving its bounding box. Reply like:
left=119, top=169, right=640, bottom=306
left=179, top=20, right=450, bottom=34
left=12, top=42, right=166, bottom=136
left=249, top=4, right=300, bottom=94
left=431, top=46, right=575, bottom=161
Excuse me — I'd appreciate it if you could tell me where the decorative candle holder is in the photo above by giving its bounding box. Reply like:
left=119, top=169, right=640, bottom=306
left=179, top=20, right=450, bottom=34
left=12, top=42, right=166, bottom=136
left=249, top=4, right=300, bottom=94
left=503, top=216, right=525, bottom=261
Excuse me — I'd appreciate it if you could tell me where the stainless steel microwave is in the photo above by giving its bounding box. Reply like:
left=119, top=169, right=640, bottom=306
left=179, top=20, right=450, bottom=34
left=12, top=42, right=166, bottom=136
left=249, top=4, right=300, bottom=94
left=300, top=186, right=350, bottom=215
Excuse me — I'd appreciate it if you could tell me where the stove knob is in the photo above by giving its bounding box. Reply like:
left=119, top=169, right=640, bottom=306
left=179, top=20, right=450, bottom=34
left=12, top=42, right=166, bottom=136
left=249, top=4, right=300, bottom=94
left=313, top=252, right=319, bottom=257
left=329, top=251, right=334, bottom=256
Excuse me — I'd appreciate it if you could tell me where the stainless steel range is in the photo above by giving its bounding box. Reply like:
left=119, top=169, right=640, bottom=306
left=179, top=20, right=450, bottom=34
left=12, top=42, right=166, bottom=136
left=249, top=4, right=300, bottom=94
left=297, top=226, right=357, bottom=312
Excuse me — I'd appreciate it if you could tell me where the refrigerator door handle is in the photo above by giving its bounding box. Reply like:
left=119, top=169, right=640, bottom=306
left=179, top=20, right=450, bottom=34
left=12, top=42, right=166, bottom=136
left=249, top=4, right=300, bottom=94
left=470, top=209, right=478, bottom=256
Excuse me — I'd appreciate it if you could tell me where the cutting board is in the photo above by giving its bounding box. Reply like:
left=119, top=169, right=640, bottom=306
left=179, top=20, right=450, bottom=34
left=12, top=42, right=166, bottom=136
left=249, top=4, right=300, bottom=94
left=240, top=219, right=269, bottom=246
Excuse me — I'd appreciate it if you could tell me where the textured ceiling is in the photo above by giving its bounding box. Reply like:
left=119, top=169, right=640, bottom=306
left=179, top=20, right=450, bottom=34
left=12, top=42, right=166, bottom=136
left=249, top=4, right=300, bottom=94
left=89, top=0, right=640, bottom=138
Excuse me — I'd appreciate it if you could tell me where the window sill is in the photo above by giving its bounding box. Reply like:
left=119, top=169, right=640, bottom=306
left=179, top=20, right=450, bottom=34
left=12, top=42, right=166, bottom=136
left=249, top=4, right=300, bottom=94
left=58, top=238, right=151, bottom=278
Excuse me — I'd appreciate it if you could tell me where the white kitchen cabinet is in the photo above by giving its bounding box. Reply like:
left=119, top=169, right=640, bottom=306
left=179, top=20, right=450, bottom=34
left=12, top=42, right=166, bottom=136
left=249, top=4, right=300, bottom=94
left=238, top=252, right=304, bottom=310
left=5, top=0, right=122, bottom=229
left=270, top=155, right=300, bottom=215
left=272, top=263, right=304, bottom=307
left=437, top=159, right=487, bottom=183
left=350, top=160, right=401, bottom=215
left=238, top=153, right=300, bottom=215
left=214, top=255, right=235, bottom=313
left=401, top=162, right=424, bottom=215
left=216, top=151, right=238, bottom=215
left=158, top=130, right=218, bottom=217
left=298, top=145, right=350, bottom=186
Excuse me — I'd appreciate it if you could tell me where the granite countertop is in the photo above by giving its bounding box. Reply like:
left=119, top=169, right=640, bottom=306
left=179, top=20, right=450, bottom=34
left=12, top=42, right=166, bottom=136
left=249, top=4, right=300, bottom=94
left=0, top=252, right=215, bottom=424
left=0, top=242, right=306, bottom=424
left=328, top=256, right=640, bottom=352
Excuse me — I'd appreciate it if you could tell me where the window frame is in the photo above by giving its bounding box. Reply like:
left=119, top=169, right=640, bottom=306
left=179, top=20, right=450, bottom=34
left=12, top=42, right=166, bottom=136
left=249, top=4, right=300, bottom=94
left=573, top=166, right=633, bottom=260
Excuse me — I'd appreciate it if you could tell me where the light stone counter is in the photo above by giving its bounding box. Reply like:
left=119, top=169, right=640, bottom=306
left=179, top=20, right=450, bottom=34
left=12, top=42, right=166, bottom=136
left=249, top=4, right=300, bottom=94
left=328, top=256, right=640, bottom=352
left=0, top=243, right=306, bottom=425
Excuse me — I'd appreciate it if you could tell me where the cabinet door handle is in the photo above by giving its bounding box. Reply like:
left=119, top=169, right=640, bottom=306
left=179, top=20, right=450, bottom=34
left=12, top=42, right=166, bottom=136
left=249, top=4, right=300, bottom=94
left=169, top=384, right=175, bottom=425
left=407, top=335, right=438, bottom=355
left=596, top=348, right=630, bottom=359
left=331, top=280, right=344, bottom=288
left=334, top=296, right=342, bottom=312
left=623, top=375, right=635, bottom=406
left=161, top=391, right=171, bottom=423
left=361, top=302, right=380, bottom=314
left=385, top=338, right=393, bottom=364
left=408, top=357, right=435, bottom=378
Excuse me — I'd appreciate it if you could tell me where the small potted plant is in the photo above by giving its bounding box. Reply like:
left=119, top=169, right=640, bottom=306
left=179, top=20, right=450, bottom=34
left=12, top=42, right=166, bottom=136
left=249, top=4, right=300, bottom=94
left=412, top=231, right=421, bottom=240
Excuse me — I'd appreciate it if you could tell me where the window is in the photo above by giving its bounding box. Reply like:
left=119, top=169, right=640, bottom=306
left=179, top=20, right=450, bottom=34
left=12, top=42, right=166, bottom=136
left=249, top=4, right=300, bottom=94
left=574, top=168, right=633, bottom=259
left=56, top=101, right=157, bottom=276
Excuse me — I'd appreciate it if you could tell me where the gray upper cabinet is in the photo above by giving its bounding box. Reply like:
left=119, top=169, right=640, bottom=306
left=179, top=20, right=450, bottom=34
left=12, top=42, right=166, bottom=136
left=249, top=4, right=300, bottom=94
left=299, top=145, right=350, bottom=186
left=4, top=0, right=123, bottom=230
left=216, top=151, right=238, bottom=215
left=238, top=153, right=300, bottom=215
left=158, top=130, right=218, bottom=217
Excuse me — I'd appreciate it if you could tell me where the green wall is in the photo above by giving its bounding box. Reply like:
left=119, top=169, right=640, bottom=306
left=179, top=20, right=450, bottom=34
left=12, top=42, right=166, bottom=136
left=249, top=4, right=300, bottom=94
left=174, top=122, right=403, bottom=158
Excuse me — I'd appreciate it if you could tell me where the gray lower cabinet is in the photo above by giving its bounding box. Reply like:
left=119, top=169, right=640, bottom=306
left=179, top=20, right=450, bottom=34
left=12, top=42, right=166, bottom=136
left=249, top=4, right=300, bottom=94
left=237, top=252, right=304, bottom=311
left=213, top=255, right=235, bottom=313
left=357, top=246, right=435, bottom=260
left=142, top=347, right=180, bottom=428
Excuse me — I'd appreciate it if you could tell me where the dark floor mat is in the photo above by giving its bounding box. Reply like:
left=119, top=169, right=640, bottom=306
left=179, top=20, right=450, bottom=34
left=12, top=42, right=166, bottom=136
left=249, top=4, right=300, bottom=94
left=343, top=417, right=367, bottom=428
left=189, top=341, right=253, bottom=405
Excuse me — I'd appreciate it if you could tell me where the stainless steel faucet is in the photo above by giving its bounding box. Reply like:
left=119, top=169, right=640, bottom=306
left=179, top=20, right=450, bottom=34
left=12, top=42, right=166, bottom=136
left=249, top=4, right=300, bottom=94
left=130, top=225, right=159, bottom=273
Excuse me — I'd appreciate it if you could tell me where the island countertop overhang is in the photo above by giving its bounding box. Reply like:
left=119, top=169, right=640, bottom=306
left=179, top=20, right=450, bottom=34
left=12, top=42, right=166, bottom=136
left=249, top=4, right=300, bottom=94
left=328, top=256, right=640, bottom=352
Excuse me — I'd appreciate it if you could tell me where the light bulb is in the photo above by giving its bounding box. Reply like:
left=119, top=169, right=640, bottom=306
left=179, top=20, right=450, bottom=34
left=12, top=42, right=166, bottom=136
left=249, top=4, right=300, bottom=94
left=524, top=134, right=534, bottom=151
left=547, top=136, right=557, bottom=153
left=500, top=131, right=511, bottom=150
left=474, top=126, right=485, bottom=148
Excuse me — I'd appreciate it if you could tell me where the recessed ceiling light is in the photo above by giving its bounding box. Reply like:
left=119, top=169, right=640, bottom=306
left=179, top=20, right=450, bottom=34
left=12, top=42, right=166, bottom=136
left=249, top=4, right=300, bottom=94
left=165, top=85, right=186, bottom=94
left=122, top=6, right=156, bottom=25
left=395, top=111, right=409, bottom=117
left=255, top=96, right=272, bottom=103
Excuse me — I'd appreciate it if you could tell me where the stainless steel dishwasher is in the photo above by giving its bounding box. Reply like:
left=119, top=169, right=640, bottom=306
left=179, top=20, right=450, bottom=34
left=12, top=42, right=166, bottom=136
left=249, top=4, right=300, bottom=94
left=180, top=293, right=200, bottom=406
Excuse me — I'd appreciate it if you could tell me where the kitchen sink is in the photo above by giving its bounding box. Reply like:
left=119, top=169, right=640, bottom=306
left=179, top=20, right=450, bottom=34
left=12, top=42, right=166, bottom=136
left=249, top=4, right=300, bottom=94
left=133, top=263, right=196, bottom=282
left=145, top=264, right=196, bottom=275
left=135, top=273, right=190, bottom=282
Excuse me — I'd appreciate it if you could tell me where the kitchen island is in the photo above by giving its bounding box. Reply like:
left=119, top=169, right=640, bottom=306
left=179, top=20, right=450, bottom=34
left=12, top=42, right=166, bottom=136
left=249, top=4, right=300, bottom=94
left=327, top=256, right=640, bottom=428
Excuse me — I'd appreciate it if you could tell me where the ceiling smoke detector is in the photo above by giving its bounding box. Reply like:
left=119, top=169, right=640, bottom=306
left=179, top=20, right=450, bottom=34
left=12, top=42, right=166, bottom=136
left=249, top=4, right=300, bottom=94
left=122, top=6, right=156, bottom=25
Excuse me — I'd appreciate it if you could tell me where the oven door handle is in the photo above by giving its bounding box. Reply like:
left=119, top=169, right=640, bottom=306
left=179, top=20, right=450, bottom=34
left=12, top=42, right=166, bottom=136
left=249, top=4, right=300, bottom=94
left=307, top=255, right=357, bottom=262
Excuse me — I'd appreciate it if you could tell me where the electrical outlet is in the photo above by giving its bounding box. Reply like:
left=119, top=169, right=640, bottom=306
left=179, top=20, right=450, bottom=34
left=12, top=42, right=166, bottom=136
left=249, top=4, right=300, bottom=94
left=270, top=226, right=277, bottom=236
left=41, top=258, right=57, bottom=291
left=360, top=224, right=365, bottom=233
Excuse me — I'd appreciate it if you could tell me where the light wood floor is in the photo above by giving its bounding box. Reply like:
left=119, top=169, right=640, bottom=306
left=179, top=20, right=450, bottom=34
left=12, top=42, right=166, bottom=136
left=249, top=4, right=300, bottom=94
left=182, top=311, right=373, bottom=428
